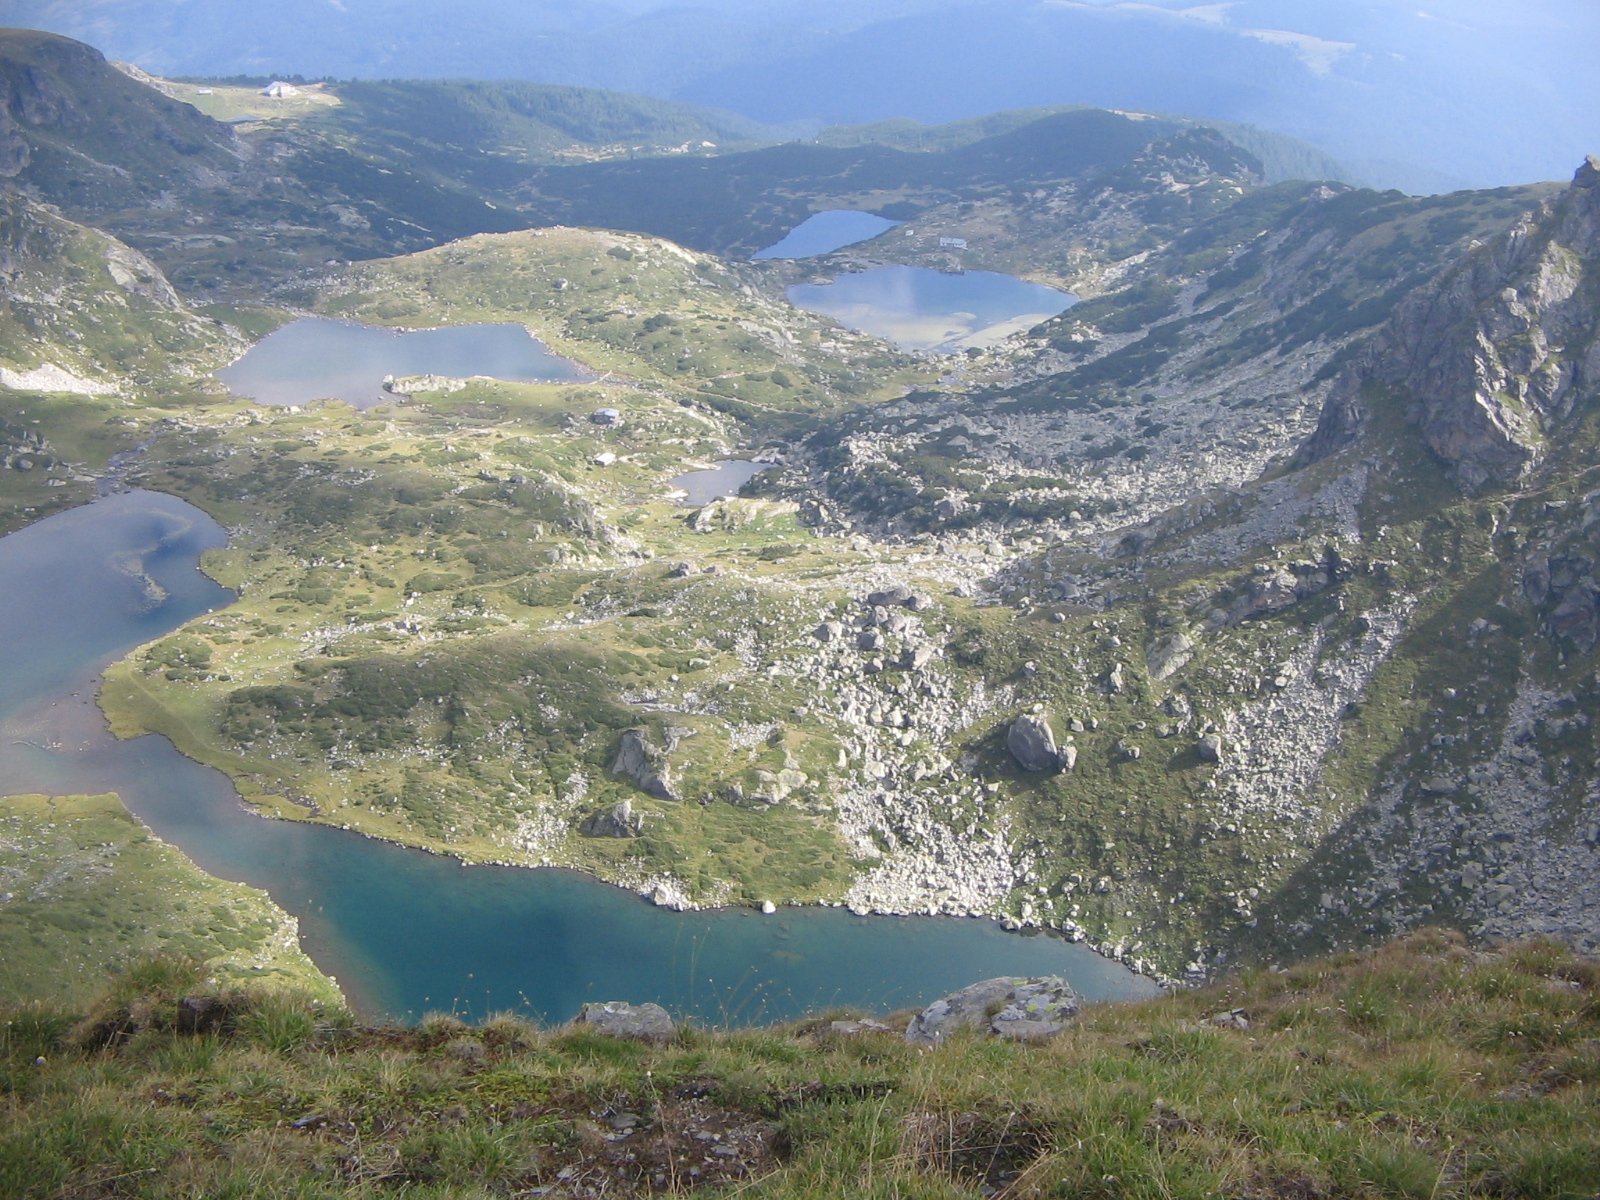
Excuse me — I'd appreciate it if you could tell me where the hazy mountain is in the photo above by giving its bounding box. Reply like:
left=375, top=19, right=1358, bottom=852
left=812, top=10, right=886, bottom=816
left=2, top=0, right=1594, bottom=193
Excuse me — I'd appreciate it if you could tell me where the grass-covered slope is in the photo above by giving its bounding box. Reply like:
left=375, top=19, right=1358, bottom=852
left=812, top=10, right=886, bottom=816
left=0, top=793, right=338, bottom=1007
left=1, top=932, right=1597, bottom=1198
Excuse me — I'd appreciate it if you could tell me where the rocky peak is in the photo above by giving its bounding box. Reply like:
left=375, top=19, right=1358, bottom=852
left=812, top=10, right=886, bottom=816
left=1300, top=157, right=1600, bottom=490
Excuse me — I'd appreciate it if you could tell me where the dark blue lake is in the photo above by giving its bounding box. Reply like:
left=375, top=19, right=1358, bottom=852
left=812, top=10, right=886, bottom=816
left=0, top=492, right=1158, bottom=1023
left=753, top=210, right=902, bottom=259
left=788, top=264, right=1074, bottom=352
left=217, top=318, right=586, bottom=409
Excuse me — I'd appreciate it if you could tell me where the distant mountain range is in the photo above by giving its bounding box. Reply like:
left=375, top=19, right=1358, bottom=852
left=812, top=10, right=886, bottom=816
left=1, top=0, right=1594, bottom=194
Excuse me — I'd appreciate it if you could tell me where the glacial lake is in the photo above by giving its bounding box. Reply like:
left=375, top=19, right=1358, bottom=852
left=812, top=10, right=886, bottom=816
left=788, top=264, right=1075, bottom=352
left=670, top=460, right=776, bottom=506
left=217, top=318, right=587, bottom=409
left=0, top=491, right=1159, bottom=1023
left=753, top=210, right=902, bottom=259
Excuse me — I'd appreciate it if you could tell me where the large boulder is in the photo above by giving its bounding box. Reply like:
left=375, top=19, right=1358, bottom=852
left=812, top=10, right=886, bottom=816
left=573, top=1001, right=675, bottom=1041
left=1008, top=714, right=1069, bottom=771
left=905, top=976, right=1081, bottom=1045
left=612, top=729, right=679, bottom=800
left=867, top=585, right=914, bottom=608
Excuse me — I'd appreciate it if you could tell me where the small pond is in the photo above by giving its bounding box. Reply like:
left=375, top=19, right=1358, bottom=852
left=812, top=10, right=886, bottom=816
left=787, top=264, right=1075, bottom=352
left=0, top=492, right=1160, bottom=1023
left=753, top=210, right=902, bottom=259
left=217, top=318, right=587, bottom=409
left=670, top=460, right=776, bottom=506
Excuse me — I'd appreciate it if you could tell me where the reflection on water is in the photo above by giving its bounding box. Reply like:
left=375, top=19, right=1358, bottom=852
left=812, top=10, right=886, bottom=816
left=669, top=460, right=776, bottom=506
left=0, top=492, right=1159, bottom=1023
left=217, top=318, right=587, bottom=409
left=788, top=264, right=1074, bottom=352
left=753, top=210, right=902, bottom=259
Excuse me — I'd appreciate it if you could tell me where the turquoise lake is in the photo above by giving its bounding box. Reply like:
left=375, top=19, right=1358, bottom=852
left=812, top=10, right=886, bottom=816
left=217, top=318, right=586, bottom=409
left=753, top=210, right=901, bottom=259
left=787, top=264, right=1074, bottom=352
left=0, top=491, right=1159, bottom=1022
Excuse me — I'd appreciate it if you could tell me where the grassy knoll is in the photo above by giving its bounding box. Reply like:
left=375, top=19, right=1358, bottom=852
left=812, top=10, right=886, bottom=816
left=0, top=793, right=339, bottom=1007
left=317, top=225, right=929, bottom=424
left=1, top=931, right=1597, bottom=1198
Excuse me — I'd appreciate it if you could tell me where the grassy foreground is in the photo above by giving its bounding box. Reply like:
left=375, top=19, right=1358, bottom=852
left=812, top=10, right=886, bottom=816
left=2, top=930, right=1597, bottom=1199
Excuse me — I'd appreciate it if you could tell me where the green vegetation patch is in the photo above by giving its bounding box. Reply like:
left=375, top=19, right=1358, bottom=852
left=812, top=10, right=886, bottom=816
left=0, top=793, right=338, bottom=1006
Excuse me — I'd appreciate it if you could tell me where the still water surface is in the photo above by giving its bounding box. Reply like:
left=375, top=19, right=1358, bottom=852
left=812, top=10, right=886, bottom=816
left=217, top=318, right=586, bottom=409
left=669, top=460, right=776, bottom=506
left=753, top=210, right=902, bottom=259
left=788, top=264, right=1074, bottom=352
left=0, top=491, right=1158, bottom=1022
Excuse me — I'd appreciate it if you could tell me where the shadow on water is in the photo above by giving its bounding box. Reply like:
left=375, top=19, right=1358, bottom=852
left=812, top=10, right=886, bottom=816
left=0, top=491, right=1159, bottom=1023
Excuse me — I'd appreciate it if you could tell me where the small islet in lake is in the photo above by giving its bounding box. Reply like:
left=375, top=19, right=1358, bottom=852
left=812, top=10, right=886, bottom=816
left=786, top=263, right=1075, bottom=352
left=216, top=317, right=587, bottom=408
left=0, top=491, right=1159, bottom=1024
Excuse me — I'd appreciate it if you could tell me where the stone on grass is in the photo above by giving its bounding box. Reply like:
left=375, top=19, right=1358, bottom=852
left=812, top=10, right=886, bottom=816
left=1196, top=733, right=1224, bottom=763
left=573, top=1001, right=675, bottom=1041
left=905, top=976, right=1080, bottom=1045
left=1008, top=713, right=1068, bottom=772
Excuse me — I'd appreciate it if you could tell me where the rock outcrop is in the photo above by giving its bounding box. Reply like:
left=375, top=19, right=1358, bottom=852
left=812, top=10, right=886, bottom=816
left=611, top=729, right=678, bottom=800
left=1301, top=157, right=1600, bottom=490
left=579, top=799, right=644, bottom=838
left=905, top=975, right=1081, bottom=1045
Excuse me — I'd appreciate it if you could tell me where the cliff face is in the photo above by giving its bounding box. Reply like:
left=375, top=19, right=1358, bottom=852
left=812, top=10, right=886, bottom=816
left=1302, top=157, right=1600, bottom=489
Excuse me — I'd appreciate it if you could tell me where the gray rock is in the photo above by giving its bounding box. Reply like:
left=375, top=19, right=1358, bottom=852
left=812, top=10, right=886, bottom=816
left=1146, top=632, right=1195, bottom=681
left=858, top=629, right=884, bottom=652
left=828, top=1018, right=893, bottom=1035
left=1106, top=663, right=1126, bottom=694
left=813, top=621, right=843, bottom=642
left=905, top=975, right=1080, bottom=1045
left=1420, top=777, right=1459, bottom=795
left=1230, top=568, right=1299, bottom=622
left=1196, top=733, right=1224, bottom=763
left=580, top=799, right=644, bottom=838
left=867, top=585, right=915, bottom=608
left=573, top=1001, right=675, bottom=1041
left=1008, top=713, right=1067, bottom=772
left=612, top=729, right=679, bottom=800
